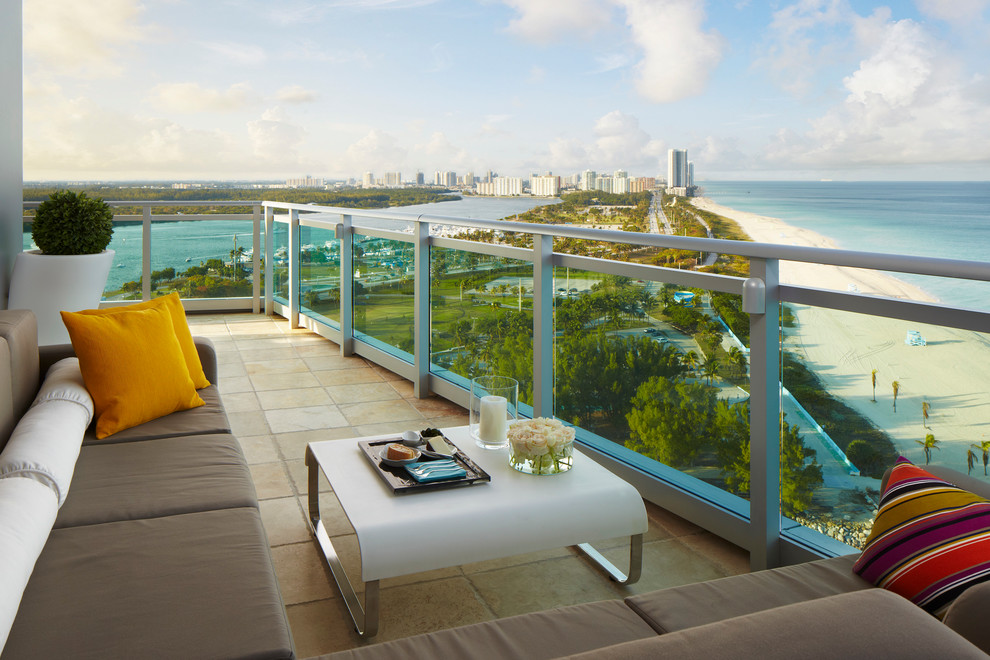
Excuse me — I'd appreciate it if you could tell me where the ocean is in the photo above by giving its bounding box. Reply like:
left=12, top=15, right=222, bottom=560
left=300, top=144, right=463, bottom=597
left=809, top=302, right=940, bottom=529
left=699, top=181, right=990, bottom=311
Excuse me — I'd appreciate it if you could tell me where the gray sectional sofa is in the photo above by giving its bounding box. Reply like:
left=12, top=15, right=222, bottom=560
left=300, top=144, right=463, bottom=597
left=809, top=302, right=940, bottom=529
left=0, top=310, right=294, bottom=659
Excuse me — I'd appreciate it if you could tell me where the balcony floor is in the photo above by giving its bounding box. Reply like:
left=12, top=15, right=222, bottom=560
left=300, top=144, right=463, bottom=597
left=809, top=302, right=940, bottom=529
left=189, top=313, right=749, bottom=658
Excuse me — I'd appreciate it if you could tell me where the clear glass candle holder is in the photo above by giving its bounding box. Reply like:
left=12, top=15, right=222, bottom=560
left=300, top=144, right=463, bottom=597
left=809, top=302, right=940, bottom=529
left=469, top=375, right=518, bottom=450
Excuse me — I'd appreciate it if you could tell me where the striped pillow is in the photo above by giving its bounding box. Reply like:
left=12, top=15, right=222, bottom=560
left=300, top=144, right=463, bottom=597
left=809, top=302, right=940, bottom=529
left=853, top=457, right=990, bottom=617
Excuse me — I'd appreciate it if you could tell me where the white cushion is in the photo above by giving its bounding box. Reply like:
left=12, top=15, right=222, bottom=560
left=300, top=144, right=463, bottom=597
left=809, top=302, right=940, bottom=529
left=0, top=478, right=58, bottom=652
left=0, top=359, right=92, bottom=506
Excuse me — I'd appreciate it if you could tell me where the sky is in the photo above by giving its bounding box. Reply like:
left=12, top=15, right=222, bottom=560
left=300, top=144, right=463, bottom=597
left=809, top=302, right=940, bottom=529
left=21, top=0, right=990, bottom=182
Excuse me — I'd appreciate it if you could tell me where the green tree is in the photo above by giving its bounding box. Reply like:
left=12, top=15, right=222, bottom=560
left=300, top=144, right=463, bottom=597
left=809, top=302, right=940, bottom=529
left=892, top=380, right=900, bottom=412
left=846, top=440, right=885, bottom=477
left=916, top=433, right=939, bottom=465
left=871, top=368, right=878, bottom=403
left=972, top=441, right=990, bottom=476
left=626, top=377, right=717, bottom=466
left=922, top=400, right=931, bottom=429
left=700, top=355, right=721, bottom=385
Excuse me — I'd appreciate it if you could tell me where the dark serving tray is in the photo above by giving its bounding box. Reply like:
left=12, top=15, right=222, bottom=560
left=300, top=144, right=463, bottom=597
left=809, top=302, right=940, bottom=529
left=358, top=434, right=491, bottom=494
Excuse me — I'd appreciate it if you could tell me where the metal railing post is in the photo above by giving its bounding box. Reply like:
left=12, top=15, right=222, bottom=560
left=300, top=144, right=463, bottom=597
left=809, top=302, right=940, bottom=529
left=532, top=234, right=554, bottom=418
left=748, top=257, right=781, bottom=570
left=413, top=220, right=430, bottom=398
left=252, top=204, right=261, bottom=314
left=264, top=206, right=274, bottom=316
left=339, top=215, right=354, bottom=356
left=142, top=204, right=152, bottom=301
left=288, top=209, right=300, bottom=328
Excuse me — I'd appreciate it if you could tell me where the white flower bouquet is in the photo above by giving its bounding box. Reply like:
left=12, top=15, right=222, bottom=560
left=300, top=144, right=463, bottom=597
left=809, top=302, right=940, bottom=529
left=508, top=417, right=575, bottom=475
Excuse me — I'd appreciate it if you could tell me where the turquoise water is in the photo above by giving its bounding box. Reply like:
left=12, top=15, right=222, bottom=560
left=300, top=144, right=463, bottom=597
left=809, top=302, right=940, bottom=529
left=700, top=181, right=990, bottom=310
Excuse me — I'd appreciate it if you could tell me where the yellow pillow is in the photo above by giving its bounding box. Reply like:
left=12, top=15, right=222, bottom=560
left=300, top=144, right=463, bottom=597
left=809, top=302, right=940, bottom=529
left=61, top=305, right=205, bottom=439
left=74, top=293, right=210, bottom=389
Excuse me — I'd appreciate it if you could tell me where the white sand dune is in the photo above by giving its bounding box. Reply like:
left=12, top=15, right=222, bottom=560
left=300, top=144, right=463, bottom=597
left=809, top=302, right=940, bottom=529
left=692, top=197, right=990, bottom=478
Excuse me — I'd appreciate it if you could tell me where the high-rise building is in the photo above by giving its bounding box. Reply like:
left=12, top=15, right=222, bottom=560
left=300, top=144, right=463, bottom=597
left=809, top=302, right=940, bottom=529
left=416, top=171, right=425, bottom=185
left=463, top=172, right=474, bottom=187
left=286, top=176, right=324, bottom=188
left=494, top=177, right=523, bottom=196
left=612, top=170, right=629, bottom=194
left=362, top=172, right=374, bottom=188
left=687, top=162, right=695, bottom=187
left=582, top=170, right=597, bottom=191
left=596, top=176, right=613, bottom=193
left=630, top=177, right=656, bottom=193
left=667, top=149, right=688, bottom=189
left=530, top=175, right=559, bottom=197
left=384, top=172, right=402, bottom=187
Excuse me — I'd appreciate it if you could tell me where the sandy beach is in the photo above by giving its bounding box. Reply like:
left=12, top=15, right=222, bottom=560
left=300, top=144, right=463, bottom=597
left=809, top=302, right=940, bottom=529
left=691, top=197, right=990, bottom=481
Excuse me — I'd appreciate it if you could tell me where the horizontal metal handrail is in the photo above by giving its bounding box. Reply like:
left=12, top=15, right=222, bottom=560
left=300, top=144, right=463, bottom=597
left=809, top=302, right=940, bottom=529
left=264, top=201, right=990, bottom=284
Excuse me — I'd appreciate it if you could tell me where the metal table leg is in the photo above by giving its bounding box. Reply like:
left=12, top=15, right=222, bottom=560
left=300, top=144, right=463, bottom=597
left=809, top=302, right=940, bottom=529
left=306, top=447, right=380, bottom=637
left=575, top=533, right=643, bottom=585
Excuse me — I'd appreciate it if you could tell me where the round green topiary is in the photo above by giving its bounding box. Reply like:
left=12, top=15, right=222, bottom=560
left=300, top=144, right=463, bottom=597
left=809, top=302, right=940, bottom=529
left=32, top=190, right=114, bottom=255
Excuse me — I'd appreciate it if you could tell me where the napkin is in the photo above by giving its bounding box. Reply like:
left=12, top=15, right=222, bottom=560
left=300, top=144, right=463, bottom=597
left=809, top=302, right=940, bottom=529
left=404, top=460, right=467, bottom=482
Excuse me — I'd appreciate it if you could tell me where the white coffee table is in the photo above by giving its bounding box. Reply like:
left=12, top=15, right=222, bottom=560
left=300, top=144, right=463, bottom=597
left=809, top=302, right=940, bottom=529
left=305, top=426, right=648, bottom=637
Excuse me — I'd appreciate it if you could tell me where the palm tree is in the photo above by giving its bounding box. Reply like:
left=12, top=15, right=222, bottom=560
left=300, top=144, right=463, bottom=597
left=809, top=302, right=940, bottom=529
left=968, top=450, right=977, bottom=476
left=682, top=350, right=699, bottom=373
left=871, top=369, right=878, bottom=403
left=972, top=441, right=990, bottom=476
left=892, top=380, right=900, bottom=412
left=701, top=356, right=720, bottom=386
left=922, top=401, right=931, bottom=429
left=916, top=433, right=939, bottom=465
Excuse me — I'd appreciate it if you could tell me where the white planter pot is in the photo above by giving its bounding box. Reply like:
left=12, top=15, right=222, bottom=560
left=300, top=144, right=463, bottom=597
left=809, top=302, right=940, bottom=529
left=8, top=249, right=115, bottom=346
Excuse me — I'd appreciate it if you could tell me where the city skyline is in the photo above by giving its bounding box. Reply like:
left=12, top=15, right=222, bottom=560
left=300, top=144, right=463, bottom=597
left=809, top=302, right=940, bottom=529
left=22, top=0, right=990, bottom=182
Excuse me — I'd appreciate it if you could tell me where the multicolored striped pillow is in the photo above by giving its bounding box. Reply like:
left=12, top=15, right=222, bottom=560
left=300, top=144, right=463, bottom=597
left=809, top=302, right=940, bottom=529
left=853, top=456, right=990, bottom=617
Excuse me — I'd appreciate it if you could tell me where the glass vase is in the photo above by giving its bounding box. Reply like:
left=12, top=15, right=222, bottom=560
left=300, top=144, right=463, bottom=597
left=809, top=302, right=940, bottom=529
left=469, top=375, right=518, bottom=450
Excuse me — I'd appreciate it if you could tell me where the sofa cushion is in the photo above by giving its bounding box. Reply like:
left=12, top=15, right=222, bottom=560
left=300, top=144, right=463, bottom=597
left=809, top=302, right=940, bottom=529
left=0, top=311, right=40, bottom=448
left=4, top=507, right=294, bottom=660
left=321, top=599, right=658, bottom=660
left=943, top=580, right=990, bottom=654
left=563, top=590, right=988, bottom=660
left=625, top=554, right=869, bottom=634
left=73, top=293, right=210, bottom=389
left=61, top=304, right=205, bottom=439
left=82, top=384, right=230, bottom=445
left=853, top=456, right=990, bottom=617
left=56, top=433, right=257, bottom=528
left=0, top=478, right=59, bottom=653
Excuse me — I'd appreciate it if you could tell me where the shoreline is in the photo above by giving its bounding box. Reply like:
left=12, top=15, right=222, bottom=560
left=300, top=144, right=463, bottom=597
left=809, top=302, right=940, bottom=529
left=690, top=196, right=990, bottom=480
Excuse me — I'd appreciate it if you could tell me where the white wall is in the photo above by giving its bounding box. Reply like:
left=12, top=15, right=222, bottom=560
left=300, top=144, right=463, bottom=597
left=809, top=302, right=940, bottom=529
left=0, top=1, right=23, bottom=307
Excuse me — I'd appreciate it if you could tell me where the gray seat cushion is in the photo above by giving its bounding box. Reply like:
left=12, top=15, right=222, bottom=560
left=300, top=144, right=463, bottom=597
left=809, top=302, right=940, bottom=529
left=626, top=554, right=871, bottom=633
left=564, top=590, right=988, bottom=659
left=82, top=384, right=230, bottom=445
left=56, top=433, right=257, bottom=528
left=320, top=600, right=658, bottom=660
left=5, top=508, right=294, bottom=660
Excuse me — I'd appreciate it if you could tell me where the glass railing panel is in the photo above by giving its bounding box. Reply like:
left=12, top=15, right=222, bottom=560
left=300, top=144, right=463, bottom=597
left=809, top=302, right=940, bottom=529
left=777, top=305, right=990, bottom=548
left=272, top=220, right=289, bottom=304
left=429, top=247, right=535, bottom=407
left=352, top=233, right=415, bottom=361
left=554, top=270, right=755, bottom=505
left=299, top=225, right=340, bottom=327
left=146, top=219, right=257, bottom=300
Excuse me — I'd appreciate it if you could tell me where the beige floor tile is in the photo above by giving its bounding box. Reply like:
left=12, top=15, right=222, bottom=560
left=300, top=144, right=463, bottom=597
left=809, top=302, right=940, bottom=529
left=294, top=342, right=344, bottom=357
left=218, top=360, right=248, bottom=379
left=239, top=347, right=300, bottom=363
left=646, top=502, right=706, bottom=538
left=238, top=434, right=280, bottom=464
left=245, top=358, right=312, bottom=376
left=375, top=578, right=494, bottom=643
left=218, top=375, right=254, bottom=395
left=678, top=531, right=749, bottom=577
left=315, top=368, right=384, bottom=387
left=216, top=350, right=244, bottom=365
left=286, top=598, right=365, bottom=657
left=287, top=459, right=332, bottom=495
left=228, top=409, right=271, bottom=437
left=353, top=421, right=425, bottom=437
left=270, top=542, right=335, bottom=605
left=249, top=462, right=294, bottom=500
left=386, top=380, right=415, bottom=398
left=304, top=355, right=370, bottom=371
left=369, top=364, right=405, bottom=382
left=339, top=400, right=424, bottom=426
left=235, top=336, right=295, bottom=350
left=461, top=546, right=574, bottom=574
left=325, top=382, right=402, bottom=404
left=408, top=396, right=467, bottom=417
left=257, top=387, right=333, bottom=410
left=468, top=556, right=620, bottom=618
left=421, top=414, right=470, bottom=430
left=221, top=391, right=261, bottom=413
left=598, top=538, right=728, bottom=596
left=251, top=371, right=321, bottom=391
left=265, top=405, right=349, bottom=434
left=306, top=492, right=355, bottom=538
left=260, top=496, right=312, bottom=546
left=276, top=428, right=358, bottom=462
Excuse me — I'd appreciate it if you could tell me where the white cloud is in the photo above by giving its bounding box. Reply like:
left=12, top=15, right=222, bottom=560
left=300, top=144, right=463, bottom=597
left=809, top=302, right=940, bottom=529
left=546, top=138, right=590, bottom=171
left=765, top=16, right=990, bottom=169
left=916, top=0, right=990, bottom=24
left=149, top=83, right=254, bottom=113
left=276, top=85, right=318, bottom=104
left=339, top=130, right=409, bottom=172
left=416, top=132, right=471, bottom=169
left=592, top=110, right=666, bottom=169
left=616, top=0, right=725, bottom=103
left=202, top=41, right=267, bottom=65
left=247, top=107, right=307, bottom=161
left=24, top=0, right=148, bottom=77
left=501, top=0, right=612, bottom=42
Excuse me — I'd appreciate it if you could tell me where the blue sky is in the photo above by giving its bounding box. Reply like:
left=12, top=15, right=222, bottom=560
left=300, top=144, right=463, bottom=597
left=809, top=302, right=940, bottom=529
left=22, top=0, right=990, bottom=181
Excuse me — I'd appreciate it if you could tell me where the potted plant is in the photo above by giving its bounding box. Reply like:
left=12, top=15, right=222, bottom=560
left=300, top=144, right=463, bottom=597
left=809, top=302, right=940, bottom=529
left=8, top=190, right=116, bottom=345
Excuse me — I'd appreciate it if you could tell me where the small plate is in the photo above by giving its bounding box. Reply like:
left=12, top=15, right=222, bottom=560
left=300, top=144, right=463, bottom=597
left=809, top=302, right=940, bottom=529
left=379, top=446, right=421, bottom=467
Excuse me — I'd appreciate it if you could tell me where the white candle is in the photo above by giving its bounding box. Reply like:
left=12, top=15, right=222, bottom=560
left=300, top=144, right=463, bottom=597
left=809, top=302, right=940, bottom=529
left=478, top=395, right=508, bottom=443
